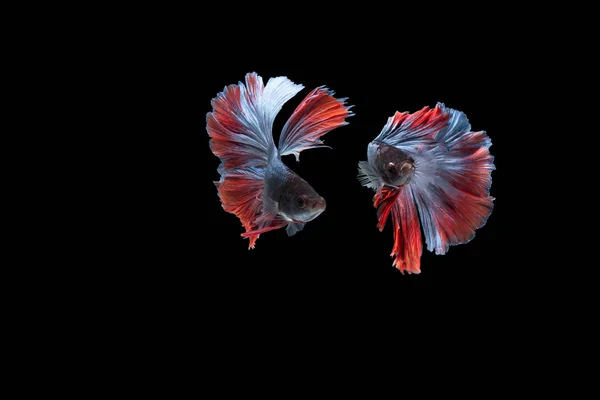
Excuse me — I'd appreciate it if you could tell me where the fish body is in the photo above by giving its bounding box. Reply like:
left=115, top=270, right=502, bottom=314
left=358, top=103, right=494, bottom=273
left=207, top=72, right=352, bottom=247
left=264, top=157, right=326, bottom=230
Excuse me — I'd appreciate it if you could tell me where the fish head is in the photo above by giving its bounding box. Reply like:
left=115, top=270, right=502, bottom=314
left=277, top=175, right=326, bottom=223
left=372, top=142, right=415, bottom=187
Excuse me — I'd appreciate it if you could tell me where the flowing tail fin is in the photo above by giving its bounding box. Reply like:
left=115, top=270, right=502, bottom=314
left=207, top=72, right=304, bottom=248
left=278, top=86, right=353, bottom=161
left=410, top=104, right=494, bottom=255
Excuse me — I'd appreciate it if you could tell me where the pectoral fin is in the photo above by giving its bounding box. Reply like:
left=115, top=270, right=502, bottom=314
left=286, top=222, right=305, bottom=236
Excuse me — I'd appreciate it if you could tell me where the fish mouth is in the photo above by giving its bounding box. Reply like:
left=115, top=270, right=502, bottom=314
left=294, top=198, right=326, bottom=223
left=304, top=210, right=324, bottom=222
left=309, top=197, right=326, bottom=221
left=286, top=197, right=327, bottom=224
left=293, top=210, right=324, bottom=224
left=400, top=161, right=415, bottom=173
left=313, top=196, right=326, bottom=209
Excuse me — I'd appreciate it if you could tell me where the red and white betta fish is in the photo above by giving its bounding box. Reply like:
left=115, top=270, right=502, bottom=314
left=207, top=72, right=353, bottom=248
left=358, top=103, right=494, bottom=274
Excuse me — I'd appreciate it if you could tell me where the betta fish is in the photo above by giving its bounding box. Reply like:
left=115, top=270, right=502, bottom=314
left=207, top=72, right=353, bottom=248
left=357, top=103, right=494, bottom=274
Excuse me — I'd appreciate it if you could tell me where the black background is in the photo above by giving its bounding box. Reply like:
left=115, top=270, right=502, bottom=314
left=62, top=11, right=584, bottom=388
left=24, top=11, right=577, bottom=386
left=192, top=51, right=513, bottom=303
left=44, top=17, right=569, bottom=385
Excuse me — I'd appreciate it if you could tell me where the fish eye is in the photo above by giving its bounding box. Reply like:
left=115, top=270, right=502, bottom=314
left=387, top=162, right=396, bottom=173
left=296, top=196, right=307, bottom=209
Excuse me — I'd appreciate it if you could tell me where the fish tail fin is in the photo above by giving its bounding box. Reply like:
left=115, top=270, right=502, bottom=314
left=278, top=86, right=353, bottom=161
left=208, top=73, right=304, bottom=247
left=410, top=103, right=495, bottom=255
left=207, top=72, right=304, bottom=169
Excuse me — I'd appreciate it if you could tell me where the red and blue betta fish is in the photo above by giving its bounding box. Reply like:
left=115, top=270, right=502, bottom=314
left=207, top=72, right=353, bottom=247
left=358, top=103, right=494, bottom=274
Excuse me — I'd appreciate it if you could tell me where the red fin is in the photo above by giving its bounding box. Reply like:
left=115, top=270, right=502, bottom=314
left=408, top=104, right=446, bottom=129
left=408, top=104, right=494, bottom=255
left=374, top=187, right=401, bottom=232
left=207, top=74, right=271, bottom=170
left=207, top=77, right=266, bottom=248
left=391, top=188, right=422, bottom=274
left=446, top=133, right=494, bottom=198
left=214, top=168, right=265, bottom=248
left=278, top=87, right=353, bottom=160
left=374, top=187, right=422, bottom=274
left=241, top=218, right=288, bottom=238
left=423, top=190, right=492, bottom=255
left=377, top=104, right=450, bottom=145
left=206, top=73, right=274, bottom=248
